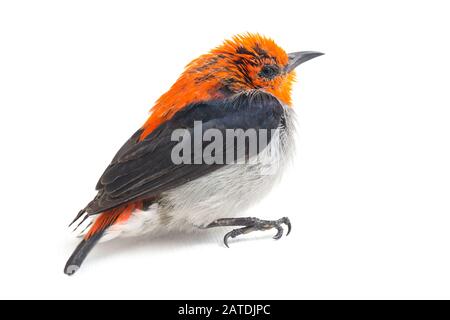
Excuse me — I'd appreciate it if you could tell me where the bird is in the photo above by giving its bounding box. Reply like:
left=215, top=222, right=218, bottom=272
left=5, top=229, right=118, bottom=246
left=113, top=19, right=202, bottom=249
left=65, top=33, right=323, bottom=275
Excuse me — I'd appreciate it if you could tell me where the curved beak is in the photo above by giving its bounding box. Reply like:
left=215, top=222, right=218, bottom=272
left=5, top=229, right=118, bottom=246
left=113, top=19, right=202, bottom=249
left=285, top=51, right=324, bottom=73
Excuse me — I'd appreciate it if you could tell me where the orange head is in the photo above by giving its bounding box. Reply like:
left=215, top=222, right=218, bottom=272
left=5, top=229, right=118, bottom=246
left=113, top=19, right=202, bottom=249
left=141, top=33, right=323, bottom=139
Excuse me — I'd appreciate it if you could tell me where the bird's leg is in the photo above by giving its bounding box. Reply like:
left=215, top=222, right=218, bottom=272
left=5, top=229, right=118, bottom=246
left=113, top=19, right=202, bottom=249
left=203, top=217, right=291, bottom=247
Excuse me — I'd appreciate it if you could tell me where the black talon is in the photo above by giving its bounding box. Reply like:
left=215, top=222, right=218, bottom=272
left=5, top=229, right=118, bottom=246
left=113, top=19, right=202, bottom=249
left=223, top=231, right=232, bottom=248
left=223, top=226, right=254, bottom=247
left=281, top=217, right=291, bottom=236
left=273, top=225, right=284, bottom=240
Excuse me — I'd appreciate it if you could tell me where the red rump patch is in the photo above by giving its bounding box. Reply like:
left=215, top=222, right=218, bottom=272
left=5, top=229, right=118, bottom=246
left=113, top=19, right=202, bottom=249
left=85, top=202, right=142, bottom=239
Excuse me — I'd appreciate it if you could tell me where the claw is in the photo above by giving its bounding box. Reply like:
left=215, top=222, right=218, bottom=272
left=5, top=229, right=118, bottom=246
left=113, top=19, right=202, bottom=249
left=283, top=217, right=292, bottom=236
left=273, top=225, right=284, bottom=240
left=223, top=232, right=232, bottom=248
left=224, top=228, right=242, bottom=248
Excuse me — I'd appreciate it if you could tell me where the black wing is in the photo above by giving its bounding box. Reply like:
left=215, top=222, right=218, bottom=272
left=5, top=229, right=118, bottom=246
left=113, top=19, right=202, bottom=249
left=85, top=91, right=284, bottom=215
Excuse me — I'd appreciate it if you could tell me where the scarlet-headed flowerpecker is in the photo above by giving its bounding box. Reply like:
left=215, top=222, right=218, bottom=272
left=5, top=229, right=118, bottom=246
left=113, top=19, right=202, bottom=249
left=65, top=33, right=323, bottom=275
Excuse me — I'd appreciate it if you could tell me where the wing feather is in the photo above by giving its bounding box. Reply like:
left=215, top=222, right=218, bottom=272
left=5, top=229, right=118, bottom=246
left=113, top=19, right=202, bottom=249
left=85, top=91, right=284, bottom=215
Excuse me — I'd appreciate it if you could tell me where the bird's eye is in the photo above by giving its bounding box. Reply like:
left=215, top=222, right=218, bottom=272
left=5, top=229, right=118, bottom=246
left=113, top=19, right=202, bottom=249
left=259, top=65, right=280, bottom=80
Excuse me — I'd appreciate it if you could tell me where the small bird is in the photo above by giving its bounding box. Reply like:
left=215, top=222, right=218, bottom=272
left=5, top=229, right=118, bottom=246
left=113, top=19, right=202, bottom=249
left=65, top=33, right=323, bottom=275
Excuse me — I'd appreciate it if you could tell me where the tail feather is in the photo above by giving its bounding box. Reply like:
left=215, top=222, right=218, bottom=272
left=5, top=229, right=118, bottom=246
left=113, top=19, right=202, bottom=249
left=65, top=202, right=141, bottom=276
left=64, top=231, right=103, bottom=276
left=68, top=209, right=86, bottom=228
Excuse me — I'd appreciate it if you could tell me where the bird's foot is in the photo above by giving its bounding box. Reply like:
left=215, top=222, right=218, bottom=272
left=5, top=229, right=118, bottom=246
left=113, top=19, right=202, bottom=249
left=204, top=217, right=291, bottom=248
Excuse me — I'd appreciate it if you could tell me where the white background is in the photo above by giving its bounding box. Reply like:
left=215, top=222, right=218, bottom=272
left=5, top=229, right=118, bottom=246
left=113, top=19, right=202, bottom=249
left=0, top=0, right=449, bottom=299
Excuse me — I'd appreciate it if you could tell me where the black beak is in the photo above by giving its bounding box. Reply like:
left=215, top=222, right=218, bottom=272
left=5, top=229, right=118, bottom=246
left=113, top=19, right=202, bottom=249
left=285, top=51, right=324, bottom=73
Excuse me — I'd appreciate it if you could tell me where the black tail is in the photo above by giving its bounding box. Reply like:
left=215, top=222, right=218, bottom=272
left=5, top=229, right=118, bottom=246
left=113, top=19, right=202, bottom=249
left=64, top=231, right=103, bottom=276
